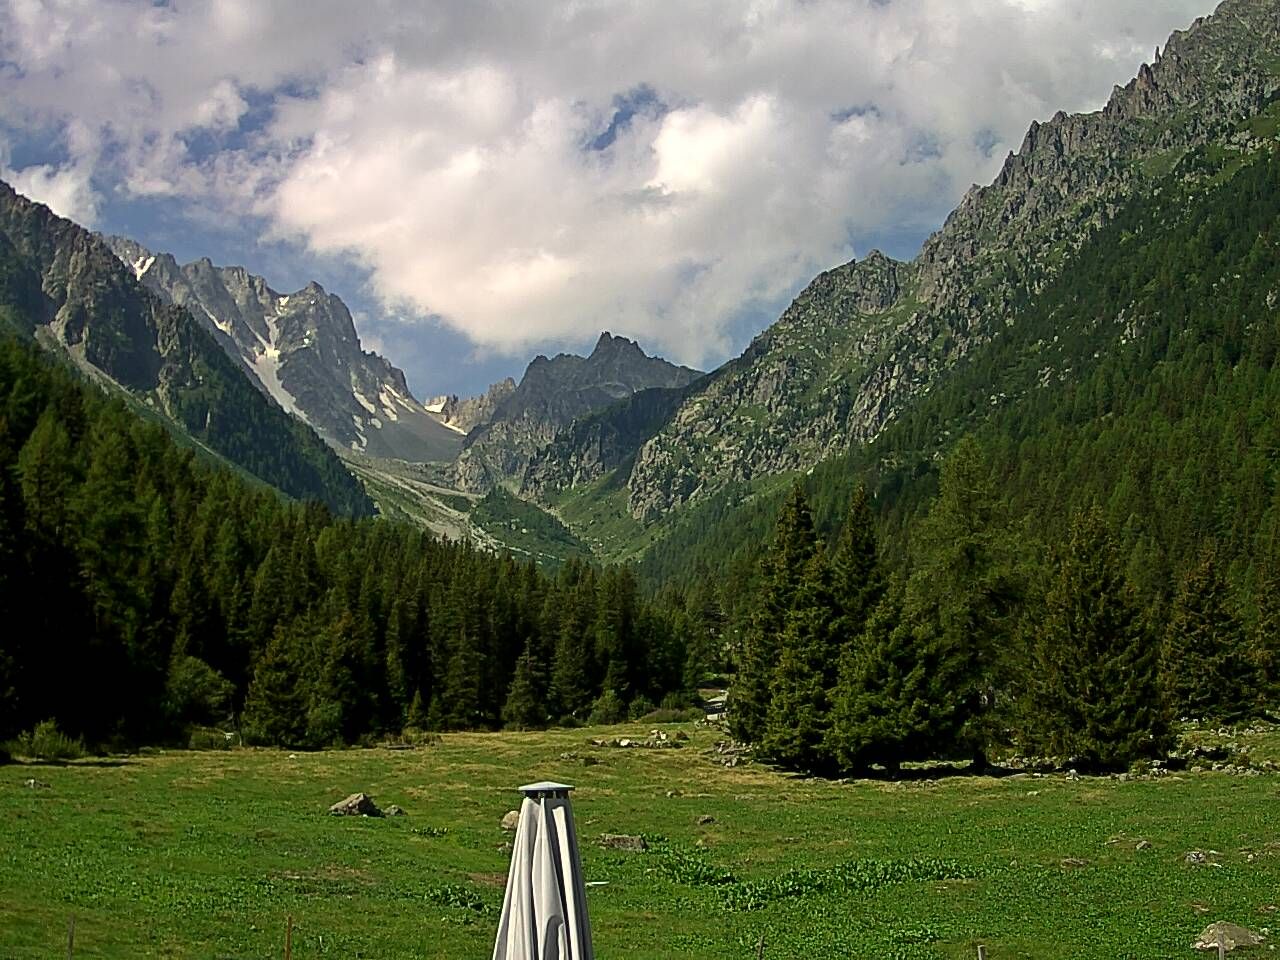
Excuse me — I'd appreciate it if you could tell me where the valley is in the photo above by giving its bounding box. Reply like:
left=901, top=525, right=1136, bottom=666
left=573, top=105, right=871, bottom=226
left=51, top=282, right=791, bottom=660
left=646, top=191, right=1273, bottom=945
left=2, top=1, right=1280, bottom=956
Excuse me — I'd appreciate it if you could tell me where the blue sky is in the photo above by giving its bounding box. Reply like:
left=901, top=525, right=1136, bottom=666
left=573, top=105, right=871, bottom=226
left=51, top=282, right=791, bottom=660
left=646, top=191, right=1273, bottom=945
left=0, top=0, right=1213, bottom=398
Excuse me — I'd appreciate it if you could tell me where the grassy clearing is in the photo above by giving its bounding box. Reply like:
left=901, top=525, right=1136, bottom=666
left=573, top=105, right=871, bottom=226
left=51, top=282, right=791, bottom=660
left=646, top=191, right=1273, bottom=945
left=1, top=724, right=1278, bottom=959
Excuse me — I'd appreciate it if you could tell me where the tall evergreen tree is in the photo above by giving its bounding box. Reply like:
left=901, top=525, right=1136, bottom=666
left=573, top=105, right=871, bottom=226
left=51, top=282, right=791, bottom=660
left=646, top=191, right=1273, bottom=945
left=902, top=438, right=1017, bottom=768
left=760, top=549, right=838, bottom=773
left=730, top=484, right=818, bottom=743
left=502, top=641, right=549, bottom=730
left=241, top=621, right=307, bottom=746
left=827, top=584, right=957, bottom=773
left=1162, top=543, right=1258, bottom=722
left=1022, top=508, right=1169, bottom=770
left=829, top=484, right=885, bottom=644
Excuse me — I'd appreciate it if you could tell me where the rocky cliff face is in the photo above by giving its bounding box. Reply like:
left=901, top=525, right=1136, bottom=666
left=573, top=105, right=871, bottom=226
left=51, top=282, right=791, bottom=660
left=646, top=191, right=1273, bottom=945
left=454, top=332, right=701, bottom=493
left=623, top=0, right=1280, bottom=522
left=426, top=378, right=516, bottom=435
left=104, top=237, right=463, bottom=463
left=0, top=183, right=373, bottom=515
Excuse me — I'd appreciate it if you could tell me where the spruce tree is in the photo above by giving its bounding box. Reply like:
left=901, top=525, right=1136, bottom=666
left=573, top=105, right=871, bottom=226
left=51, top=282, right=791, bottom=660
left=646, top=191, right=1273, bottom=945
left=502, top=642, right=549, bottom=730
left=441, top=628, right=486, bottom=730
left=731, top=484, right=818, bottom=743
left=902, top=438, right=1016, bottom=768
left=241, top=622, right=307, bottom=746
left=550, top=588, right=594, bottom=720
left=760, top=549, right=838, bottom=773
left=1163, top=544, right=1257, bottom=722
left=829, top=484, right=885, bottom=644
left=1023, top=508, right=1169, bottom=770
left=827, top=584, right=955, bottom=774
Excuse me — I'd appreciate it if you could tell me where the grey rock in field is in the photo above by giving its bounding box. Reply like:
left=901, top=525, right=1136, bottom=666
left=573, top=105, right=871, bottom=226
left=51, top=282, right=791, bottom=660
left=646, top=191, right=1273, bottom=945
left=1193, top=921, right=1265, bottom=951
left=598, top=834, right=648, bottom=852
left=501, top=810, right=521, bottom=832
left=329, top=792, right=382, bottom=817
left=384, top=804, right=407, bottom=817
left=1136, top=840, right=1153, bottom=851
left=697, top=815, right=716, bottom=826
left=23, top=778, right=50, bottom=789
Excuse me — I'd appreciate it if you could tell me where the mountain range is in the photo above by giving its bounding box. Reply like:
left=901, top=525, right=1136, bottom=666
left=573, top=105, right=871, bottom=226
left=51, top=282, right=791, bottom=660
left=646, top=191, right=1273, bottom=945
left=0, top=183, right=371, bottom=516
left=2, top=0, right=1277, bottom=582
left=102, top=236, right=466, bottom=463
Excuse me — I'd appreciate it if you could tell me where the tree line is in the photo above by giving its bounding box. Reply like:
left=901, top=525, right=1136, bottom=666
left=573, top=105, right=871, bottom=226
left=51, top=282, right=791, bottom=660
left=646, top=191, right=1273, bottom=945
left=731, top=438, right=1280, bottom=775
left=0, top=334, right=695, bottom=750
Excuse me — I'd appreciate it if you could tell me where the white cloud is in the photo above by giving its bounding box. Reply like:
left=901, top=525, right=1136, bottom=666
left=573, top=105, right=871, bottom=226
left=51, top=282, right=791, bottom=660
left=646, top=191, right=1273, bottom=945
left=3, top=159, right=99, bottom=225
left=0, top=0, right=1215, bottom=368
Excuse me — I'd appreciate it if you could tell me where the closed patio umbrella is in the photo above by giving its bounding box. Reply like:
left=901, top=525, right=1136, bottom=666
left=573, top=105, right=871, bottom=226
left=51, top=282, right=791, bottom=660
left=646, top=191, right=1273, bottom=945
left=492, top=781, right=595, bottom=960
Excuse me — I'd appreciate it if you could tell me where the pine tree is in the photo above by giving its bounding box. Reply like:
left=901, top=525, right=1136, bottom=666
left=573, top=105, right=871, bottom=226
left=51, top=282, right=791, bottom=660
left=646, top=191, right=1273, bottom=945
left=550, top=587, right=594, bottom=720
left=441, top=628, right=486, bottom=731
left=827, top=584, right=956, bottom=774
left=1023, top=508, right=1169, bottom=770
left=760, top=549, right=838, bottom=773
left=241, top=622, right=307, bottom=746
left=829, top=484, right=885, bottom=644
left=903, top=438, right=1017, bottom=768
left=502, top=641, right=549, bottom=730
left=1163, top=543, right=1257, bottom=722
left=731, top=484, right=818, bottom=743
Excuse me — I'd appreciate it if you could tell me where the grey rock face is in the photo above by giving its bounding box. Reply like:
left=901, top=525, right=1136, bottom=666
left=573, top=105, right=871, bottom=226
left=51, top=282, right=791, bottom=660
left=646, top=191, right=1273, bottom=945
left=103, top=236, right=464, bottom=463
left=454, top=332, right=701, bottom=493
left=425, top=377, right=516, bottom=435
left=624, top=0, right=1280, bottom=521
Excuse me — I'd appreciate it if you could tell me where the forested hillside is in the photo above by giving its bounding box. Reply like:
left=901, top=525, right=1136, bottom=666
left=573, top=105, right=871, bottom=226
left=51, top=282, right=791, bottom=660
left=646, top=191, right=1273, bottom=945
left=0, top=183, right=372, bottom=517
left=641, top=127, right=1280, bottom=640
left=0, top=335, right=693, bottom=749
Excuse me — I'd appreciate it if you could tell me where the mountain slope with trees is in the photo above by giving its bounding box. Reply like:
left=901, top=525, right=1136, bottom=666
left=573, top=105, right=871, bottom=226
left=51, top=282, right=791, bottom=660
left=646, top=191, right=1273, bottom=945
left=0, top=183, right=372, bottom=516
left=0, top=332, right=691, bottom=748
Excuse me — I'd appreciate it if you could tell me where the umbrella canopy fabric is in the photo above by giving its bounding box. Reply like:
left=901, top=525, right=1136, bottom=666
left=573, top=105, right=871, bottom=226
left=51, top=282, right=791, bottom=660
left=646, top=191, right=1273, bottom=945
left=492, top=782, right=595, bottom=960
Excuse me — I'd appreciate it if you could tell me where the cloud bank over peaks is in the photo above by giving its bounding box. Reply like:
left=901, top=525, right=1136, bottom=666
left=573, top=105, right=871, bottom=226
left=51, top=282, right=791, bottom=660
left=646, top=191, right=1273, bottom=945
left=0, top=0, right=1213, bottom=370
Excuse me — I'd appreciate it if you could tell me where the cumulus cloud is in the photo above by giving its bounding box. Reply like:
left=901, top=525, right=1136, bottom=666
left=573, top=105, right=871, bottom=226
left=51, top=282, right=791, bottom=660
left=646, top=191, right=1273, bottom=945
left=0, top=0, right=1214, bottom=367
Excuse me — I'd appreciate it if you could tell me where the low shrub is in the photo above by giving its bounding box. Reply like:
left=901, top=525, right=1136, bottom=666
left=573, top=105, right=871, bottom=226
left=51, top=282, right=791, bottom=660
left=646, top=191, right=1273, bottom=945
left=187, top=727, right=234, bottom=751
left=398, top=727, right=442, bottom=747
left=643, top=706, right=704, bottom=724
left=588, top=690, right=627, bottom=726
left=7, top=719, right=85, bottom=762
left=628, top=695, right=657, bottom=720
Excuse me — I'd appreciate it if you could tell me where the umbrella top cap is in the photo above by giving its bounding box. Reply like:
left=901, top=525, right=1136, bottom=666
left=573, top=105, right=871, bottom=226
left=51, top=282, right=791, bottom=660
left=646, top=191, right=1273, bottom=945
left=518, top=781, right=575, bottom=797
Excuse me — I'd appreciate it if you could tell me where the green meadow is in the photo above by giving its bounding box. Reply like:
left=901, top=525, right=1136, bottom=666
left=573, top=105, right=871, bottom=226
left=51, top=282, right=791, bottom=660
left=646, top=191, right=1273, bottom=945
left=1, top=723, right=1277, bottom=959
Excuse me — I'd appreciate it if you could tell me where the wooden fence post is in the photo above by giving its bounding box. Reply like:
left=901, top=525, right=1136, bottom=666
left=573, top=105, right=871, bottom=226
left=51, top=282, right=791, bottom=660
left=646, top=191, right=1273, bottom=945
left=66, top=916, right=75, bottom=959
left=284, top=915, right=293, bottom=960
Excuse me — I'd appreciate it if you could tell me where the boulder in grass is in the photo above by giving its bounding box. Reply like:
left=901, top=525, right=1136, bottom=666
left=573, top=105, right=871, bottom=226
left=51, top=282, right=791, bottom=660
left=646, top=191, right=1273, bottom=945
left=1194, top=922, right=1265, bottom=952
left=384, top=804, right=407, bottom=817
left=329, top=793, right=382, bottom=817
left=501, top=809, right=521, bottom=832
left=598, top=834, right=648, bottom=852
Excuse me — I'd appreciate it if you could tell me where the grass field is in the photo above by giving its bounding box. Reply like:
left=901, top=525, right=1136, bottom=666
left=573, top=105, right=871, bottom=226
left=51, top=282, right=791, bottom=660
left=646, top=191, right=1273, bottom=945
left=2, top=722, right=1278, bottom=959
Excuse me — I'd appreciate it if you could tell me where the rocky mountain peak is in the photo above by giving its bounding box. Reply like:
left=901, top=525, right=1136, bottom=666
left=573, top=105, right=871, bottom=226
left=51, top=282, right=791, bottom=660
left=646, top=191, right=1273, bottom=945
left=452, top=333, right=701, bottom=493
left=101, top=234, right=464, bottom=463
left=590, top=331, right=645, bottom=359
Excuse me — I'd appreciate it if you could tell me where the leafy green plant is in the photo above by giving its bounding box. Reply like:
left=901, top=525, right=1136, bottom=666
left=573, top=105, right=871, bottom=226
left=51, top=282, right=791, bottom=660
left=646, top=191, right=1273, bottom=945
left=7, top=719, right=85, bottom=761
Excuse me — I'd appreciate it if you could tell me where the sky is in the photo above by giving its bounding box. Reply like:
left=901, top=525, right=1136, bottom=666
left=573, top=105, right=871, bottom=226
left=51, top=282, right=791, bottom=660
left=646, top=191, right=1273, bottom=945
left=0, top=0, right=1215, bottom=398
